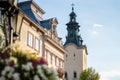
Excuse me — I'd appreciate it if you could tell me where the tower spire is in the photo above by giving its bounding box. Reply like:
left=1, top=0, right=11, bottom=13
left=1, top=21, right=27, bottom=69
left=64, top=4, right=83, bottom=47
left=69, top=3, right=76, bottom=22
left=71, top=3, right=75, bottom=12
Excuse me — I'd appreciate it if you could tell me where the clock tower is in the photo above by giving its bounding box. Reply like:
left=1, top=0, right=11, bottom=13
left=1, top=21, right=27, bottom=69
left=64, top=4, right=88, bottom=80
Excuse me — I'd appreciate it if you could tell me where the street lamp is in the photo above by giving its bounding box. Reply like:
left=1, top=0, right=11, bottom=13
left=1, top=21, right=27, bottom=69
left=13, top=11, right=24, bottom=42
left=0, top=0, right=18, bottom=46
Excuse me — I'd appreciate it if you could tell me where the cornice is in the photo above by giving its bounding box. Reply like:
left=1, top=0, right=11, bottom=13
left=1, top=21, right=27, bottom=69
left=64, top=43, right=88, bottom=55
left=45, top=36, right=67, bottom=54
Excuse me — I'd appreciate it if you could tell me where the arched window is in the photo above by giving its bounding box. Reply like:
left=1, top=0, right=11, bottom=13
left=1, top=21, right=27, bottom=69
left=74, top=71, right=77, bottom=78
left=65, top=72, right=68, bottom=79
left=74, top=53, right=75, bottom=57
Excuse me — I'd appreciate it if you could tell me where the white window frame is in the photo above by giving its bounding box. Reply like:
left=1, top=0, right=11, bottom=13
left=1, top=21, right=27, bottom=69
left=52, top=55, right=55, bottom=66
left=27, top=32, right=34, bottom=47
left=48, top=52, right=51, bottom=64
left=56, top=57, right=59, bottom=66
left=35, top=37, right=40, bottom=51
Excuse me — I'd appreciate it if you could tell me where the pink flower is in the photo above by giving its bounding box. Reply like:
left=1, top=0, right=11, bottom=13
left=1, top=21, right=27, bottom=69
left=32, top=61, right=38, bottom=67
left=7, top=48, right=12, bottom=52
left=2, top=53, right=9, bottom=59
left=0, top=51, right=2, bottom=54
left=9, top=64, right=14, bottom=67
left=38, top=58, right=48, bottom=65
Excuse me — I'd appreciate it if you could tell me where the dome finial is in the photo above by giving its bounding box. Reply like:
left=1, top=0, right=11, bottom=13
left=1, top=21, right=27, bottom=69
left=71, top=3, right=75, bottom=12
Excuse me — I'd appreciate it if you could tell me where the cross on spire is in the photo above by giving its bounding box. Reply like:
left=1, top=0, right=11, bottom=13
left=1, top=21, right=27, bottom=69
left=71, top=3, right=75, bottom=12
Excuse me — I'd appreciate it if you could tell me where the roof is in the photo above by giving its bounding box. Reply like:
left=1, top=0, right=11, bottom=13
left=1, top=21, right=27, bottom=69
left=40, top=18, right=58, bottom=30
left=18, top=1, right=41, bottom=25
left=18, top=1, right=45, bottom=14
left=40, top=19, right=52, bottom=30
left=18, top=1, right=58, bottom=31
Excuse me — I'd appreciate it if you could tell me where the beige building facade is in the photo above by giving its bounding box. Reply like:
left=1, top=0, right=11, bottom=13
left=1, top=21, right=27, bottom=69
left=0, top=0, right=66, bottom=70
left=18, top=1, right=67, bottom=69
left=0, top=1, right=88, bottom=80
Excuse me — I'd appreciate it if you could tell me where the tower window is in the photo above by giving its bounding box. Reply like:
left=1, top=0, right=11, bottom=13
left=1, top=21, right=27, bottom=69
left=69, top=34, right=74, bottom=40
left=74, top=54, right=76, bottom=60
left=66, top=54, right=68, bottom=57
left=74, top=54, right=75, bottom=57
left=74, top=71, right=77, bottom=78
left=65, top=72, right=68, bottom=79
left=72, top=19, right=74, bottom=22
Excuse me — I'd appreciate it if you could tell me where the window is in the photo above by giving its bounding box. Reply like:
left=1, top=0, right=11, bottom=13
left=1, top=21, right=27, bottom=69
left=60, top=60, right=62, bottom=67
left=55, top=56, right=57, bottom=66
left=52, top=25, right=55, bottom=33
left=52, top=55, right=55, bottom=66
left=69, top=33, right=74, bottom=40
left=66, top=54, right=68, bottom=61
left=66, top=54, right=68, bottom=57
left=72, top=19, right=74, bottom=22
left=44, top=50, right=47, bottom=59
left=28, top=32, right=34, bottom=47
left=74, top=53, right=75, bottom=60
left=35, top=37, right=39, bottom=51
left=74, top=54, right=75, bottom=57
left=50, top=54, right=52, bottom=64
left=47, top=52, right=51, bottom=64
left=74, top=71, right=77, bottom=78
left=65, top=72, right=68, bottom=79
left=56, top=58, right=59, bottom=66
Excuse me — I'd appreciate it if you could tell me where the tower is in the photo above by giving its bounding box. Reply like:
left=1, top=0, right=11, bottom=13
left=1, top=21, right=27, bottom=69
left=64, top=4, right=88, bottom=80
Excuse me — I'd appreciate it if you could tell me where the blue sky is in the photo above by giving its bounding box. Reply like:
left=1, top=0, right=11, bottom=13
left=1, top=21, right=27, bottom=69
left=20, top=0, right=120, bottom=80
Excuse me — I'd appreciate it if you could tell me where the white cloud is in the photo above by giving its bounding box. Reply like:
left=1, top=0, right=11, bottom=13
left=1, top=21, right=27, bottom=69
left=100, top=69, right=120, bottom=80
left=91, top=30, right=98, bottom=35
left=89, top=23, right=104, bottom=36
left=93, top=24, right=104, bottom=28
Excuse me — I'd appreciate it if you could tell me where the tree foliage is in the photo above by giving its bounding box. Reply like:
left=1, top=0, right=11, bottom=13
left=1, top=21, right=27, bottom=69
left=80, top=67, right=100, bottom=80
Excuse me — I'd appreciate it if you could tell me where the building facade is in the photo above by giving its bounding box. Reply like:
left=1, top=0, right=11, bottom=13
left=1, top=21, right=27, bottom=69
left=0, top=0, right=66, bottom=70
left=0, top=1, right=88, bottom=80
left=64, top=6, right=88, bottom=80
left=18, top=1, right=67, bottom=69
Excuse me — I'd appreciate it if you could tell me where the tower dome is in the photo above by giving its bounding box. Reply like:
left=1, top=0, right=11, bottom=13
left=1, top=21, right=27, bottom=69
left=64, top=4, right=83, bottom=47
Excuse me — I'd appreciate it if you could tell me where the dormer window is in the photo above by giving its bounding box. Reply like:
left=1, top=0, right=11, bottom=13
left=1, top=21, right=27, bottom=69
left=52, top=20, right=58, bottom=37
left=52, top=25, right=56, bottom=35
